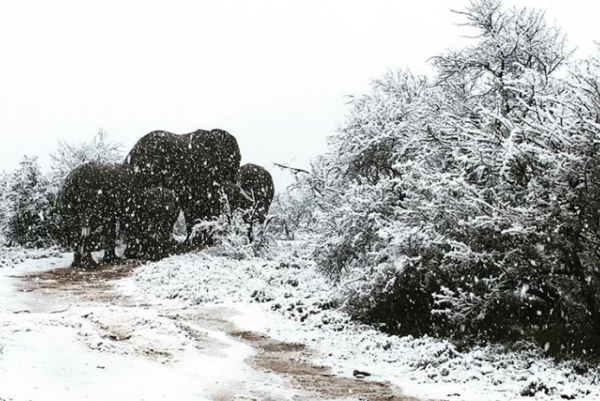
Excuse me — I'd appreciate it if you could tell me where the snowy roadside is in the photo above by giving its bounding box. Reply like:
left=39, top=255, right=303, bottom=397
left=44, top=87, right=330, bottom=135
left=0, top=248, right=300, bottom=401
left=131, top=241, right=600, bottom=401
left=0, top=247, right=69, bottom=314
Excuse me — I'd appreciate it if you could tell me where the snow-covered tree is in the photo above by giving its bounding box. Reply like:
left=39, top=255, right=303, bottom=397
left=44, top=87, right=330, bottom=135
left=312, top=0, right=600, bottom=356
left=420, top=0, right=600, bottom=354
left=270, top=168, right=320, bottom=240
left=5, top=156, right=58, bottom=247
left=0, top=172, right=12, bottom=244
left=49, top=129, right=123, bottom=188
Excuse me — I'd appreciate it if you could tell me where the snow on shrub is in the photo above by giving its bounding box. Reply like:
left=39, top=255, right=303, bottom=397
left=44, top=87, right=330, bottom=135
left=48, top=129, right=123, bottom=186
left=310, top=0, right=600, bottom=357
left=132, top=240, right=600, bottom=401
left=4, top=156, right=59, bottom=247
left=191, top=210, right=277, bottom=260
left=269, top=171, right=320, bottom=241
left=0, top=245, right=63, bottom=267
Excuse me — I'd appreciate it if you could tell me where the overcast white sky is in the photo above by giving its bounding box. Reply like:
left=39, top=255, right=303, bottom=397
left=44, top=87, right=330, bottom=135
left=0, top=0, right=598, bottom=190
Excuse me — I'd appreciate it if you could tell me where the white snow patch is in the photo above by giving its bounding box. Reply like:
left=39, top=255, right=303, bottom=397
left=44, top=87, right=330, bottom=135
left=132, top=241, right=600, bottom=401
left=0, top=247, right=296, bottom=401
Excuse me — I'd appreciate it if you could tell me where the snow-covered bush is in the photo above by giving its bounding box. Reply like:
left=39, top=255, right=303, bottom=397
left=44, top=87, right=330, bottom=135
left=0, top=245, right=63, bottom=267
left=312, top=71, right=440, bottom=336
left=4, top=156, right=59, bottom=247
left=191, top=211, right=277, bottom=260
left=0, top=172, right=11, bottom=245
left=313, top=0, right=600, bottom=357
left=269, top=170, right=320, bottom=240
left=48, top=129, right=123, bottom=188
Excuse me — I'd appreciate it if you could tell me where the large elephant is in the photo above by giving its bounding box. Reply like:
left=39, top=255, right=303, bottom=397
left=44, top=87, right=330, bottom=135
left=224, top=163, right=275, bottom=240
left=125, top=128, right=242, bottom=242
left=124, top=130, right=190, bottom=191
left=123, top=187, right=180, bottom=261
left=59, top=162, right=137, bottom=268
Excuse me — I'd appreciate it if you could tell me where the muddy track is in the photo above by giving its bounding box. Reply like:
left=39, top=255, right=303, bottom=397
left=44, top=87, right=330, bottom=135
left=17, top=263, right=435, bottom=401
left=16, top=262, right=139, bottom=303
left=230, top=330, right=424, bottom=401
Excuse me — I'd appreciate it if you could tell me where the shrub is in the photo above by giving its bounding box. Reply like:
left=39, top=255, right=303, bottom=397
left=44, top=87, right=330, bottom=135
left=311, top=0, right=600, bottom=357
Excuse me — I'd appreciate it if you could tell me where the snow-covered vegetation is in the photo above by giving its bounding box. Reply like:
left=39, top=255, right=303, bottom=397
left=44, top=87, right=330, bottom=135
left=48, top=129, right=123, bottom=185
left=1, top=2, right=600, bottom=400
left=133, top=241, right=600, bottom=401
left=287, top=0, right=600, bottom=359
left=0, top=245, right=62, bottom=267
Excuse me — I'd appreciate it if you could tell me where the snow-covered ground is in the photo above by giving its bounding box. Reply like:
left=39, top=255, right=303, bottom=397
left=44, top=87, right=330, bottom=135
left=131, top=241, right=600, bottom=401
left=0, top=248, right=302, bottom=401
left=0, top=242, right=599, bottom=401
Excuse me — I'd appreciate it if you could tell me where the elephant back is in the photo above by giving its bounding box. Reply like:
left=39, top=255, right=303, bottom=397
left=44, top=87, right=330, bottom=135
left=62, top=162, right=134, bottom=218
left=179, top=129, right=241, bottom=224
left=188, top=129, right=241, bottom=185
left=125, top=130, right=189, bottom=192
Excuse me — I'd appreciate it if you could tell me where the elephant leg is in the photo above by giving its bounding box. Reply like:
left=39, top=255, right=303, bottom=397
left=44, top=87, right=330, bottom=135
left=72, top=246, right=83, bottom=268
left=146, top=233, right=165, bottom=261
left=103, top=217, right=120, bottom=264
left=157, top=233, right=174, bottom=259
left=79, top=226, right=98, bottom=269
left=124, top=240, right=141, bottom=259
left=82, top=252, right=98, bottom=269
left=72, top=218, right=87, bottom=267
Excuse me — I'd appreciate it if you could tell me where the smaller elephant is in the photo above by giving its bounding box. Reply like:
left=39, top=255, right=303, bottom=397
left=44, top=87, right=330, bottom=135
left=59, top=162, right=136, bottom=268
left=224, top=164, right=275, bottom=240
left=123, top=187, right=180, bottom=261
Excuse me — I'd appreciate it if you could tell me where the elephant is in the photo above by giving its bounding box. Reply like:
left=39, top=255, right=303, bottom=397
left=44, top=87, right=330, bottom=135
left=124, top=130, right=189, bottom=192
left=183, top=129, right=242, bottom=243
left=59, top=162, right=138, bottom=268
left=122, top=187, right=180, bottom=261
left=125, top=128, right=242, bottom=243
left=224, top=163, right=275, bottom=240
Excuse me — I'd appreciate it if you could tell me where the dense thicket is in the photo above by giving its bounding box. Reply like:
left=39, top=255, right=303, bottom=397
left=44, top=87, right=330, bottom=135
left=307, top=0, right=600, bottom=357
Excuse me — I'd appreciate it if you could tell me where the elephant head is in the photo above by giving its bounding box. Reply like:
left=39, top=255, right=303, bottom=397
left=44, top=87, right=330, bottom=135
left=221, top=164, right=275, bottom=242
left=236, top=163, right=275, bottom=225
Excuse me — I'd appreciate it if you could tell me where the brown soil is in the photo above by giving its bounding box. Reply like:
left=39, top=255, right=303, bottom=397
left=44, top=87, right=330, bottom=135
left=230, top=330, right=429, bottom=401
left=15, top=262, right=139, bottom=303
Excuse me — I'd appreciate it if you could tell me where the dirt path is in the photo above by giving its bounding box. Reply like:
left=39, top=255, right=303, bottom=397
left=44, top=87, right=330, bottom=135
left=5, top=262, right=431, bottom=401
